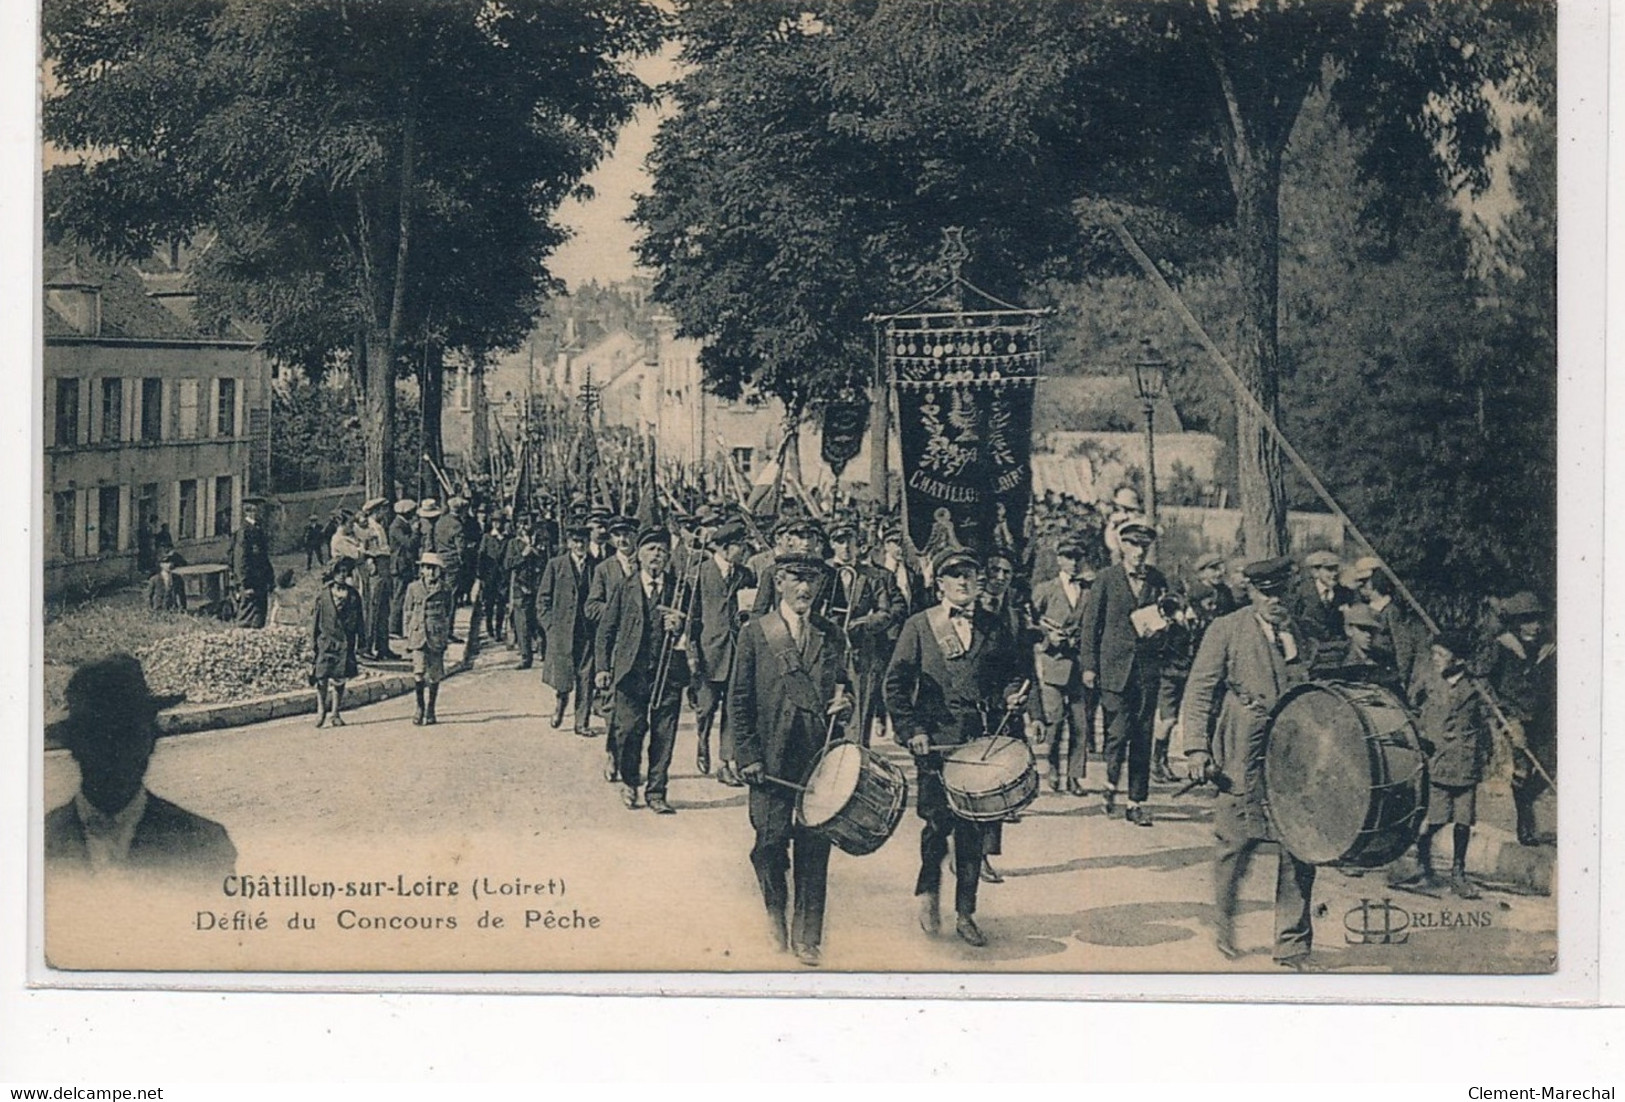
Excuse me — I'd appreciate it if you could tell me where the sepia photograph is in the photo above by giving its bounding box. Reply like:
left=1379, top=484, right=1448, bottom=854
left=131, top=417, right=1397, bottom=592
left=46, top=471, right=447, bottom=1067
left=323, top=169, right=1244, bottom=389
left=33, top=0, right=1575, bottom=986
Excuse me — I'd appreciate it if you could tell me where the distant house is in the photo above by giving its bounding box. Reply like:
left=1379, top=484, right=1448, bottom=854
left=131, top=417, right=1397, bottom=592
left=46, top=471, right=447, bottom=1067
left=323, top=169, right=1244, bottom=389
left=42, top=247, right=272, bottom=596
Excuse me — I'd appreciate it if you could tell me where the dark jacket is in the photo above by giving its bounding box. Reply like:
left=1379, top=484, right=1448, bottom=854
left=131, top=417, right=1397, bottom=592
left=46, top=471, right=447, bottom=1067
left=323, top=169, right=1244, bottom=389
left=536, top=550, right=596, bottom=691
left=884, top=604, right=1023, bottom=750
left=1079, top=563, right=1168, bottom=694
left=388, top=516, right=420, bottom=581
left=311, top=582, right=363, bottom=680
left=1292, top=577, right=1357, bottom=647
left=230, top=520, right=274, bottom=591
left=595, top=569, right=690, bottom=698
left=688, top=555, right=755, bottom=683
left=1413, top=666, right=1490, bottom=787
left=729, top=608, right=848, bottom=783
left=45, top=793, right=237, bottom=885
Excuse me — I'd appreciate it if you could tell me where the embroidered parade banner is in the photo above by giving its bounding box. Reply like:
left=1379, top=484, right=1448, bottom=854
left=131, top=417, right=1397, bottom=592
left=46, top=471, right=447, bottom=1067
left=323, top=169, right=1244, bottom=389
left=889, top=311, right=1041, bottom=562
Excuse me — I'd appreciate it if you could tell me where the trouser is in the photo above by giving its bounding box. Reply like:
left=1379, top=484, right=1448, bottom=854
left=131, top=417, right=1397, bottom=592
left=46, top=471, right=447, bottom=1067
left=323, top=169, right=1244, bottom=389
left=749, top=787, right=831, bottom=950
left=389, top=575, right=411, bottom=636
left=914, top=758, right=984, bottom=917
left=1213, top=794, right=1316, bottom=959
left=1511, top=735, right=1554, bottom=842
left=1102, top=668, right=1157, bottom=803
left=1040, top=679, right=1094, bottom=781
left=695, top=678, right=733, bottom=760
left=362, top=572, right=391, bottom=655
left=508, top=593, right=534, bottom=662
left=851, top=655, right=883, bottom=747
left=236, top=587, right=268, bottom=629
left=614, top=683, right=682, bottom=798
left=482, top=577, right=506, bottom=638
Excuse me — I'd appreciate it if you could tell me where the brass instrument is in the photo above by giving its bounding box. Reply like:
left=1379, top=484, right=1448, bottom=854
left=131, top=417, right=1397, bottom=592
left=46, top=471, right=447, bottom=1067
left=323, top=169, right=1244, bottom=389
left=648, top=562, right=701, bottom=722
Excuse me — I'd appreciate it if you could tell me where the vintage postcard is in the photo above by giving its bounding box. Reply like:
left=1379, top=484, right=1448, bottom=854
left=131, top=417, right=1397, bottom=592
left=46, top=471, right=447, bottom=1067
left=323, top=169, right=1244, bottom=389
left=31, top=0, right=1600, bottom=997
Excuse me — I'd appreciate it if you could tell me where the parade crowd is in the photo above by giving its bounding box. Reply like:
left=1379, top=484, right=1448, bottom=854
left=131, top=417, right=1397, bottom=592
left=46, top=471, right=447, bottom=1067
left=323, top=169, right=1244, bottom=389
left=82, top=478, right=1555, bottom=970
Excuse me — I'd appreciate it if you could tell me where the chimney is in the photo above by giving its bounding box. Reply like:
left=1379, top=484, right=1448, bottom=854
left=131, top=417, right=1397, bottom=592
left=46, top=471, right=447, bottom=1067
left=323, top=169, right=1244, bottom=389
left=45, top=262, right=102, bottom=337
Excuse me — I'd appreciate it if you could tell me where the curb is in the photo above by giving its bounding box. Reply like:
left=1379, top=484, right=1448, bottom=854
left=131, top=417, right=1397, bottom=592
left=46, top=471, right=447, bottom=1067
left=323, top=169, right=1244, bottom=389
left=1379, top=823, right=1553, bottom=896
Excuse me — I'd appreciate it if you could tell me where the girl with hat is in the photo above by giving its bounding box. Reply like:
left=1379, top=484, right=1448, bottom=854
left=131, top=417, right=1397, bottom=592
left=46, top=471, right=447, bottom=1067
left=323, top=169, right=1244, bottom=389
left=311, top=557, right=364, bottom=728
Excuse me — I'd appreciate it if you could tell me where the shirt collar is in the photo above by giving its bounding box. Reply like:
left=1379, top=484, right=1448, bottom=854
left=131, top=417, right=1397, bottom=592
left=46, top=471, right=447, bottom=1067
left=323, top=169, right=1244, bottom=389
left=74, top=787, right=149, bottom=862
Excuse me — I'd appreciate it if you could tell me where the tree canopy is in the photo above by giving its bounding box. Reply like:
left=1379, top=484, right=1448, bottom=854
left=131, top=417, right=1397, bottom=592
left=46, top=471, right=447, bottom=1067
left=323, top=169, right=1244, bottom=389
left=46, top=0, right=668, bottom=495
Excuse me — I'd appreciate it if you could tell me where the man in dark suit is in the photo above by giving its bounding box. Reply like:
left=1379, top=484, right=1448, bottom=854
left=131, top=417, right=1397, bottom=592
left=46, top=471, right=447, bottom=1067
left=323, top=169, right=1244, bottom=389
left=1028, top=539, right=1095, bottom=795
left=584, top=516, right=639, bottom=775
left=387, top=499, right=420, bottom=638
left=595, top=527, right=691, bottom=815
left=1079, top=514, right=1167, bottom=826
left=731, top=553, right=852, bottom=966
left=688, top=520, right=754, bottom=783
left=1182, top=556, right=1317, bottom=967
left=536, top=522, right=598, bottom=735
left=1292, top=549, right=1355, bottom=648
left=884, top=546, right=1027, bottom=948
left=45, top=655, right=236, bottom=886
left=504, top=516, right=542, bottom=670
left=874, top=523, right=925, bottom=617
left=826, top=517, right=901, bottom=747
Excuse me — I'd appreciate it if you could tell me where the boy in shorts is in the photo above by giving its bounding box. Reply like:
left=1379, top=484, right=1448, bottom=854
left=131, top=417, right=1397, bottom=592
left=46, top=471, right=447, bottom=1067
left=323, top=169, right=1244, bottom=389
left=404, top=552, right=454, bottom=725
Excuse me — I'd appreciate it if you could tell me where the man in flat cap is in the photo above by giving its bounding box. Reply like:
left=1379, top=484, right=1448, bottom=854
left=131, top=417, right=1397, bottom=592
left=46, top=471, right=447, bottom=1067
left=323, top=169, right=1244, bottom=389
left=731, top=552, right=852, bottom=966
left=1293, top=549, right=1356, bottom=649
left=357, top=497, right=397, bottom=661
left=689, top=520, right=755, bottom=783
left=1181, top=556, right=1317, bottom=967
left=46, top=655, right=236, bottom=885
left=388, top=499, right=420, bottom=639
left=1079, top=514, right=1168, bottom=825
left=595, top=527, right=690, bottom=814
left=825, top=516, right=900, bottom=747
left=884, top=546, right=1027, bottom=948
left=1029, top=538, right=1095, bottom=795
left=1476, top=591, right=1555, bottom=846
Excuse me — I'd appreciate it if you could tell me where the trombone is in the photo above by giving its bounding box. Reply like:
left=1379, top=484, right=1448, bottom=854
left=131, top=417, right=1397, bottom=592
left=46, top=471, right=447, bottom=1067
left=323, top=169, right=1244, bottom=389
left=648, top=561, right=702, bottom=722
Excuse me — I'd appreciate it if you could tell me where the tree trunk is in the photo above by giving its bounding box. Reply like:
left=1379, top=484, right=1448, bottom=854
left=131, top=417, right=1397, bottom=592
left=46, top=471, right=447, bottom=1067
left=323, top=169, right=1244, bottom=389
left=360, top=327, right=396, bottom=499
left=1231, top=150, right=1289, bottom=558
left=469, top=358, right=490, bottom=477
left=419, top=339, right=445, bottom=478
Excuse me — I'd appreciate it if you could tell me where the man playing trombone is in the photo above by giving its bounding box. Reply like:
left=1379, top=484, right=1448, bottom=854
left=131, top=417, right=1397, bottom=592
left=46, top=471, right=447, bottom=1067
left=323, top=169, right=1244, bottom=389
left=595, top=526, right=691, bottom=815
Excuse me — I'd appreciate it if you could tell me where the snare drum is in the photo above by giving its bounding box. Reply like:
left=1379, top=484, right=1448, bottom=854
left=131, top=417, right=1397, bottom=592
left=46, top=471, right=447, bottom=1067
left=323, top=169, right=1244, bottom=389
left=797, top=742, right=908, bottom=856
left=1264, top=680, right=1429, bottom=868
left=941, top=736, right=1040, bottom=822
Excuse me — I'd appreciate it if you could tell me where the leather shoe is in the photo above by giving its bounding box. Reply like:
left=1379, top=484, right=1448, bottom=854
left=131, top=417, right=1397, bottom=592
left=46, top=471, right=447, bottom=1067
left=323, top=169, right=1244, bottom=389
left=1450, top=871, right=1482, bottom=900
left=1216, top=935, right=1242, bottom=961
left=767, top=910, right=789, bottom=953
left=576, top=726, right=598, bottom=738
left=1066, top=778, right=1087, bottom=797
left=697, top=742, right=712, bottom=776
left=1126, top=804, right=1153, bottom=827
left=1102, top=789, right=1117, bottom=815
left=516, top=659, right=532, bottom=670
left=620, top=785, right=638, bottom=810
left=549, top=705, right=565, bottom=728
left=979, top=858, right=1003, bottom=884
left=918, top=893, right=941, bottom=936
left=1275, top=954, right=1314, bottom=973
left=378, top=649, right=402, bottom=661
left=647, top=796, right=675, bottom=815
left=604, top=758, right=620, bottom=783
left=1048, top=772, right=1063, bottom=793
left=793, top=943, right=821, bottom=967
left=955, top=914, right=988, bottom=947
left=718, top=762, right=744, bottom=788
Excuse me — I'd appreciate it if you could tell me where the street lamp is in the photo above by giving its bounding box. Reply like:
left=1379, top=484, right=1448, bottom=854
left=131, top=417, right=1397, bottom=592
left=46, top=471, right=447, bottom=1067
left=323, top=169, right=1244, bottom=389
left=1132, top=338, right=1170, bottom=528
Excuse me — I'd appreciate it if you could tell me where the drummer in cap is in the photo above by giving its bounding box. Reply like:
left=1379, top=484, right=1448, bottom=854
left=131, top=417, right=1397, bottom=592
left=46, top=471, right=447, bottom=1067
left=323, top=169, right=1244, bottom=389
left=731, top=552, right=853, bottom=966
left=883, top=545, right=1027, bottom=948
left=1180, top=555, right=1318, bottom=967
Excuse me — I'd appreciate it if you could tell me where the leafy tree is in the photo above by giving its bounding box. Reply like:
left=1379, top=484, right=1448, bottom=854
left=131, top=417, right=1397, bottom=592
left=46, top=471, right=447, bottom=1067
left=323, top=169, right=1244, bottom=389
left=45, top=0, right=667, bottom=497
left=637, top=0, right=1549, bottom=556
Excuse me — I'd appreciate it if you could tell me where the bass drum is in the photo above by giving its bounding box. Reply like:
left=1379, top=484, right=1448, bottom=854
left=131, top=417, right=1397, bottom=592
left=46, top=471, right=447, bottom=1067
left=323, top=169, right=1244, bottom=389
left=1264, top=680, right=1429, bottom=868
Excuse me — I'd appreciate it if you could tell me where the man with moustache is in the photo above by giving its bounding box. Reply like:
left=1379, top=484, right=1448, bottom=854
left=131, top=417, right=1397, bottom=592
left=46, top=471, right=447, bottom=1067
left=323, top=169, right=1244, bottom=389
left=732, top=553, right=853, bottom=966
left=595, top=527, right=691, bottom=815
left=884, top=546, right=1027, bottom=948
left=1028, top=539, right=1096, bottom=796
left=585, top=516, right=640, bottom=777
left=1181, top=556, right=1318, bottom=967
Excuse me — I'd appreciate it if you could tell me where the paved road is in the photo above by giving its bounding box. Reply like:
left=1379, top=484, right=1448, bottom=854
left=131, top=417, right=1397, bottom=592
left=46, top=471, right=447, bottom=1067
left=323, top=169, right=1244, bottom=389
left=44, top=641, right=1557, bottom=975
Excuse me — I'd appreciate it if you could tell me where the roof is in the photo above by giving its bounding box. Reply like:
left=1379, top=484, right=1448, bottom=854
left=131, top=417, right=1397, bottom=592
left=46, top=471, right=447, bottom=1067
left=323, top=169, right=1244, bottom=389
left=42, top=245, right=254, bottom=345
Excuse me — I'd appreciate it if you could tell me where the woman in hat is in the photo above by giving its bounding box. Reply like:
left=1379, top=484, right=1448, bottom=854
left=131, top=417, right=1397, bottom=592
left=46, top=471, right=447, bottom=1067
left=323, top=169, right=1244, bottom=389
left=311, top=557, right=364, bottom=728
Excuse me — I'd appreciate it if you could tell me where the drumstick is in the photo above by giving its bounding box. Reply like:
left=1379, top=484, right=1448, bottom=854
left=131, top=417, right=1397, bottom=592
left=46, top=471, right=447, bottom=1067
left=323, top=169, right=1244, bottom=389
left=981, top=680, right=1033, bottom=759
left=762, top=775, right=809, bottom=793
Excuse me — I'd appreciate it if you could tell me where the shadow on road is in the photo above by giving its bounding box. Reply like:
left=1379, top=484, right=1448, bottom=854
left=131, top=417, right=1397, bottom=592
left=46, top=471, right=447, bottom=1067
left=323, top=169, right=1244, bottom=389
left=969, top=899, right=1269, bottom=962
left=1003, top=843, right=1215, bottom=879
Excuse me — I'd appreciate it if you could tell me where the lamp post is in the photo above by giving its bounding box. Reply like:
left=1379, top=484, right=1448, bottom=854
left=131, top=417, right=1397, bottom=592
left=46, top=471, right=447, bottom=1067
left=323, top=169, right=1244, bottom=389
left=1132, top=338, right=1169, bottom=529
